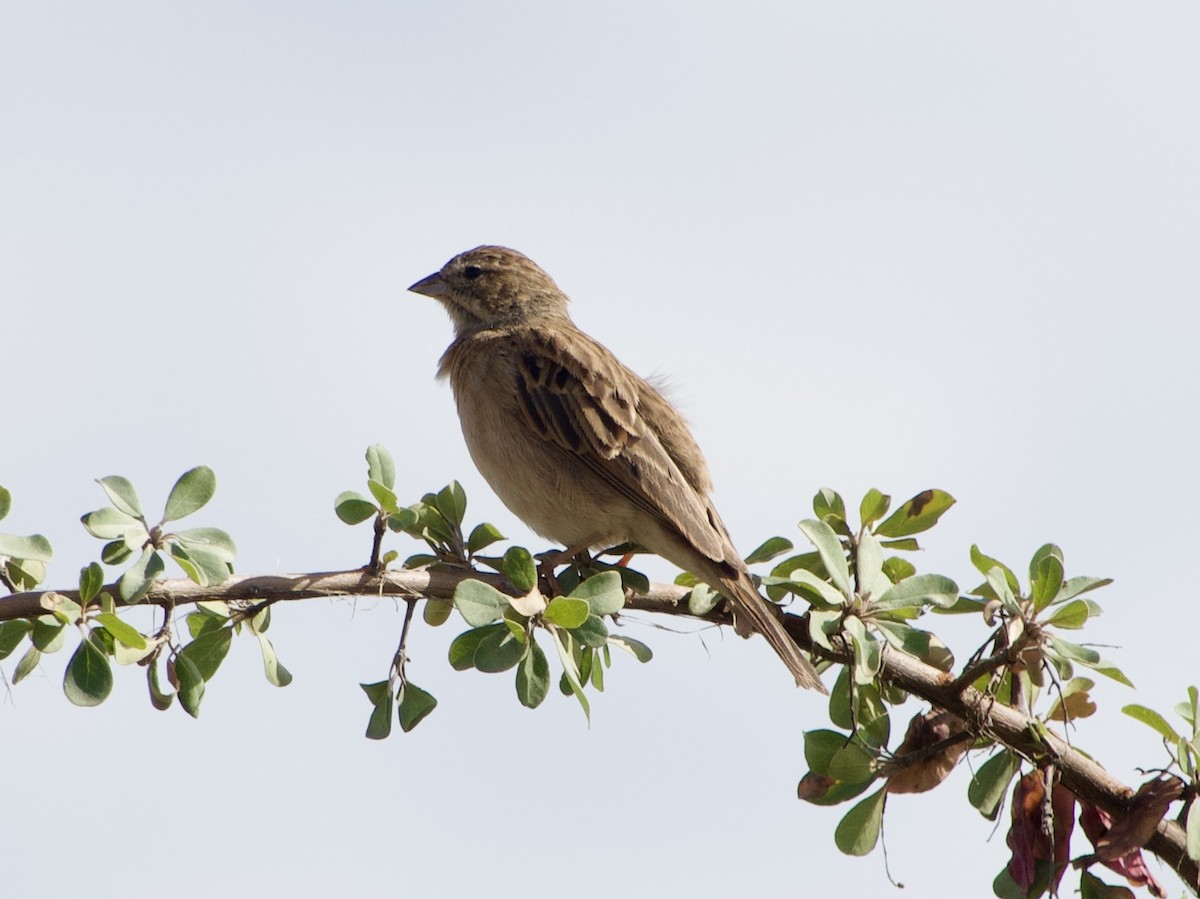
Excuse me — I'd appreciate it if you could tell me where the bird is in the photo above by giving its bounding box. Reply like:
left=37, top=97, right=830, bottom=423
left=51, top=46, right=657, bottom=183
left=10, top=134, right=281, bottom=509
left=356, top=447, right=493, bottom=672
left=408, top=245, right=825, bottom=691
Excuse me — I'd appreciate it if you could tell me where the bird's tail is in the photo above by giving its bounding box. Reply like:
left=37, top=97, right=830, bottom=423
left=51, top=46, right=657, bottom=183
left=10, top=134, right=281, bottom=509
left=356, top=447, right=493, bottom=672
left=715, top=571, right=827, bottom=693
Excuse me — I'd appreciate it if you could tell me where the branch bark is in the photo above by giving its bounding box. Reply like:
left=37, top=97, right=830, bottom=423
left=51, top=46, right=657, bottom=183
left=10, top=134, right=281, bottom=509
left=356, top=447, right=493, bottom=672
left=2, top=567, right=1195, bottom=892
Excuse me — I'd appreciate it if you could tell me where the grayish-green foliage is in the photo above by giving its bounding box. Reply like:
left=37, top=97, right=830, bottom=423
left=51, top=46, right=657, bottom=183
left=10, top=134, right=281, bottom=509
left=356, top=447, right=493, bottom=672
left=0, top=445, right=1195, bottom=898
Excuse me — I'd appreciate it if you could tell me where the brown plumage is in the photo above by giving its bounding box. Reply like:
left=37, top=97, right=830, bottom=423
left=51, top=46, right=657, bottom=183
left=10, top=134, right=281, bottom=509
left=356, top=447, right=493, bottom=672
left=409, top=245, right=825, bottom=691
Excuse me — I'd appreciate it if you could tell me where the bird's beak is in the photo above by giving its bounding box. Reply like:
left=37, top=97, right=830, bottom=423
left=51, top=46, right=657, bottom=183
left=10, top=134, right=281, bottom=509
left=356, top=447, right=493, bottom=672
left=408, top=271, right=447, bottom=298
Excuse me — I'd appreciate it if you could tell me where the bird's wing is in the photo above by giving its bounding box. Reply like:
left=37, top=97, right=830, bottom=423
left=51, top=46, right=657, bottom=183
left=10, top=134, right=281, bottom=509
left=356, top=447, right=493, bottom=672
left=510, top=325, right=729, bottom=563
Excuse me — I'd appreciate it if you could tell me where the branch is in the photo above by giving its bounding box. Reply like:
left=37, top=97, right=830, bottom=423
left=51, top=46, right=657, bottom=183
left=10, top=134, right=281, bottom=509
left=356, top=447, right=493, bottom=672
left=2, top=567, right=1195, bottom=890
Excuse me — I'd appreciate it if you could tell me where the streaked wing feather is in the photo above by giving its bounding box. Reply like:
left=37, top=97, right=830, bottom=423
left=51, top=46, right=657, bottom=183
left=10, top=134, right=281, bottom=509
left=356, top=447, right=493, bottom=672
left=512, top=328, right=727, bottom=562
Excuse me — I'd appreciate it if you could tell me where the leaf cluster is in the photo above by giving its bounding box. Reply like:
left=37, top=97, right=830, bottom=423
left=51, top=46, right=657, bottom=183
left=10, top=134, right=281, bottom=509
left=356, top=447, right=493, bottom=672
left=0, top=469, right=252, bottom=715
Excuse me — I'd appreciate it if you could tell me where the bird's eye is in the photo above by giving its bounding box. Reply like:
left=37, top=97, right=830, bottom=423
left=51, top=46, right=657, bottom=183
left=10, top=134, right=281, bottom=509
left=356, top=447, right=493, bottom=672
left=462, top=265, right=483, bottom=281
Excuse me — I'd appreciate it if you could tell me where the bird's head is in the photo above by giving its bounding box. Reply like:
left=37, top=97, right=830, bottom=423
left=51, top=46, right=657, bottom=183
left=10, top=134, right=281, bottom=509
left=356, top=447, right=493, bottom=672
left=408, top=246, right=570, bottom=334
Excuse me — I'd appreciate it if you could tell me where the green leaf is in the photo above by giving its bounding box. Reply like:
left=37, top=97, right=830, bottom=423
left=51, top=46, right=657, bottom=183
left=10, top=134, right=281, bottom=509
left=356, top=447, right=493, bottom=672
left=96, top=475, right=144, bottom=520
left=1091, top=660, right=1134, bottom=687
left=1057, top=576, right=1113, bottom=602
left=873, top=620, right=954, bottom=670
left=875, top=489, right=955, bottom=538
left=859, top=489, right=891, bottom=529
left=873, top=574, right=960, bottom=611
left=967, top=751, right=1019, bottom=820
left=449, top=625, right=502, bottom=670
left=365, top=444, right=396, bottom=490
left=436, top=481, right=467, bottom=527
left=386, top=508, right=419, bottom=533
left=855, top=531, right=889, bottom=601
left=516, top=640, right=551, bottom=708
left=572, top=615, right=609, bottom=648
left=100, top=540, right=132, bottom=565
left=118, top=547, right=165, bottom=602
left=398, top=682, right=437, bottom=732
left=0, top=620, right=32, bottom=660
left=0, top=533, right=54, bottom=563
left=806, top=609, right=840, bottom=652
left=854, top=682, right=891, bottom=748
left=1176, top=686, right=1199, bottom=737
left=1045, top=598, right=1100, bottom=629
left=94, top=612, right=146, bottom=650
left=813, top=488, right=846, bottom=524
left=827, top=739, right=878, bottom=784
left=256, top=633, right=292, bottom=686
left=453, top=579, right=506, bottom=626
left=162, top=466, right=217, bottom=522
left=502, top=546, right=538, bottom=594
left=81, top=506, right=143, bottom=540
left=423, top=600, right=453, bottom=627
left=404, top=555, right=440, bottom=571
left=32, top=617, right=66, bottom=653
left=12, top=645, right=41, bottom=683
left=0, top=485, right=9, bottom=521
left=1121, top=704, right=1181, bottom=742
left=42, top=592, right=82, bottom=626
left=842, top=615, right=882, bottom=684
left=78, top=562, right=104, bottom=605
left=467, top=522, right=504, bottom=554
left=1045, top=635, right=1098, bottom=665
left=799, top=728, right=879, bottom=806
left=608, top=635, right=653, bottom=663
left=881, top=557, right=917, bottom=588
left=112, top=634, right=154, bottom=666
left=779, top=569, right=846, bottom=609
left=797, top=519, right=851, bottom=597
left=411, top=500, right=454, bottom=545
left=543, top=597, right=589, bottom=629
left=985, top=566, right=1020, bottom=615
left=63, top=635, right=114, bottom=707
left=173, top=653, right=205, bottom=717
left=804, top=728, right=848, bottom=774
left=969, top=545, right=1019, bottom=592
left=590, top=649, right=605, bottom=691
left=366, top=479, right=398, bottom=514
left=687, top=582, right=720, bottom=616
left=361, top=681, right=393, bottom=740
left=769, top=550, right=826, bottom=580
left=178, top=628, right=233, bottom=681
left=186, top=607, right=227, bottom=639
left=610, top=563, right=650, bottom=595
left=503, top=617, right=528, bottom=644
left=4, top=557, right=44, bottom=590
left=173, top=527, right=237, bottom=565
left=834, top=788, right=886, bottom=856
left=1030, top=544, right=1065, bottom=610
left=569, top=570, right=625, bottom=616
left=168, top=542, right=230, bottom=588
left=474, top=627, right=526, bottom=673
left=249, top=604, right=271, bottom=634
left=552, top=629, right=590, bottom=725
left=148, top=659, right=175, bottom=711
left=744, top=536, right=793, bottom=566
left=879, top=538, right=920, bottom=552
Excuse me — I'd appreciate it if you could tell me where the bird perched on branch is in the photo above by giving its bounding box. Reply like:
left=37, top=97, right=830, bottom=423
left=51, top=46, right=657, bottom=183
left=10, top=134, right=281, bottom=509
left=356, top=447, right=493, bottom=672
left=409, top=245, right=825, bottom=691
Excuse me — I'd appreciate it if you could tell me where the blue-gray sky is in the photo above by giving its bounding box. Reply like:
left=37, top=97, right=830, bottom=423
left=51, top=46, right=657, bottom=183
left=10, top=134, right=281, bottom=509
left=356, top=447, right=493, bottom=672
left=3, top=4, right=1198, bottom=897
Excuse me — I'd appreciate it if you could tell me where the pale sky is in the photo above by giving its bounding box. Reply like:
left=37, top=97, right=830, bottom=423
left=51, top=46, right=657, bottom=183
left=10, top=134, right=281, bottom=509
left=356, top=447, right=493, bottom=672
left=3, top=4, right=1198, bottom=897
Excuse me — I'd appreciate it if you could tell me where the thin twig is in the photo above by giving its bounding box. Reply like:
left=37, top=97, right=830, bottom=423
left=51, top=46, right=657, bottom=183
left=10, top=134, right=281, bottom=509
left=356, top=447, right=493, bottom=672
left=391, top=598, right=418, bottom=687
left=0, top=566, right=1195, bottom=889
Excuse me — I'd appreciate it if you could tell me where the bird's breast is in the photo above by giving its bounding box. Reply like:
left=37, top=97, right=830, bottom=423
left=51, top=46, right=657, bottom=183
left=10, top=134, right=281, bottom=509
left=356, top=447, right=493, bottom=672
left=446, top=339, right=632, bottom=550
